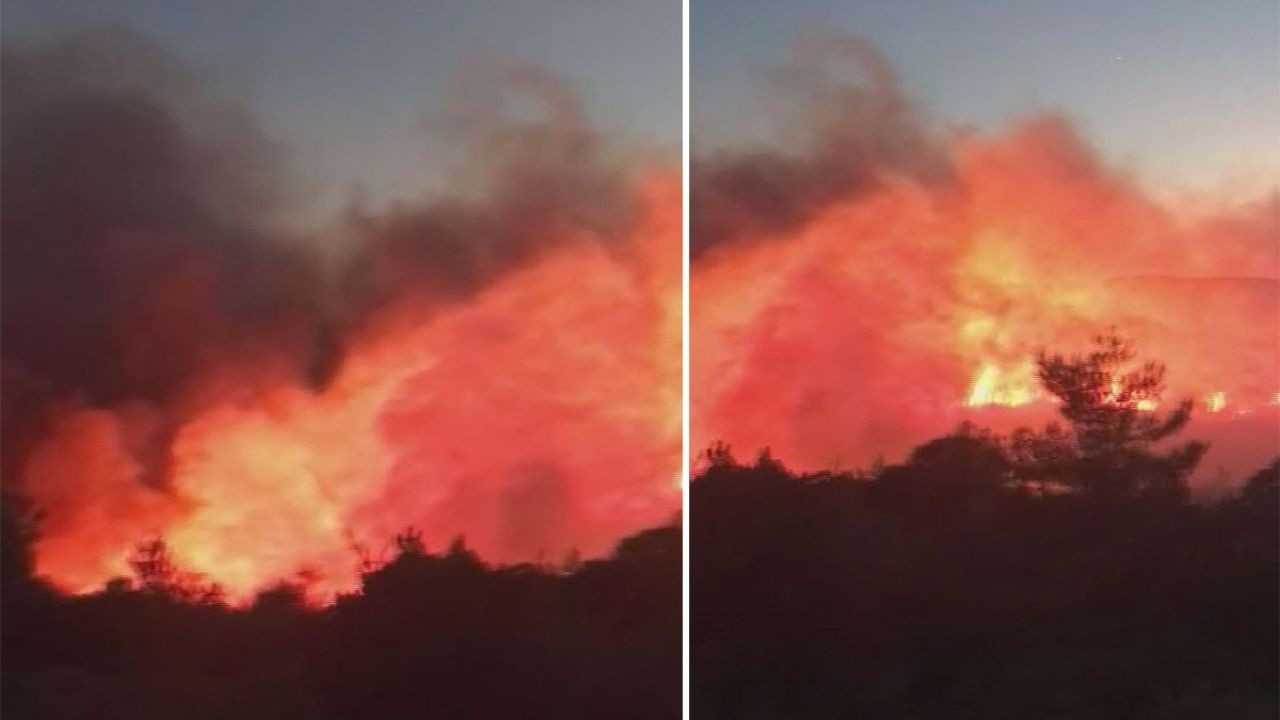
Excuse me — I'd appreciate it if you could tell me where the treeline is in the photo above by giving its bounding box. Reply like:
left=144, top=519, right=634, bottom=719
left=1, top=515, right=680, bottom=719
left=692, top=336, right=1278, bottom=718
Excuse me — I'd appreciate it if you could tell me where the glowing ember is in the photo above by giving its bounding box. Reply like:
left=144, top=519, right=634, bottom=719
left=965, top=363, right=1037, bottom=408
left=1205, top=391, right=1227, bottom=413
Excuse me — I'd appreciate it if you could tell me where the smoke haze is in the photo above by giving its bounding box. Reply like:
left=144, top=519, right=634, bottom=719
left=692, top=34, right=1279, bottom=481
left=3, top=29, right=680, bottom=601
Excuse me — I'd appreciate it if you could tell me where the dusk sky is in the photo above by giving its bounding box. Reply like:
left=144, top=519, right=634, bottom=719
left=694, top=0, right=1280, bottom=196
left=3, top=0, right=681, bottom=221
left=8, top=1, right=1275, bottom=213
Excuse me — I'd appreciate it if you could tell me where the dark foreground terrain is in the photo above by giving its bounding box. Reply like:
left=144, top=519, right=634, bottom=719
left=692, top=448, right=1276, bottom=719
left=693, top=338, right=1278, bottom=719
left=2, top=516, right=680, bottom=719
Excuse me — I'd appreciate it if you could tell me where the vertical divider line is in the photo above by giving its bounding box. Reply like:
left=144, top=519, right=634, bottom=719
left=681, top=0, right=692, bottom=717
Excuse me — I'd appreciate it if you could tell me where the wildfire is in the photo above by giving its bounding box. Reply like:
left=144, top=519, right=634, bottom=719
left=1205, top=391, right=1226, bottom=413
left=965, top=363, right=1036, bottom=408
left=21, top=174, right=681, bottom=603
left=692, top=41, right=1279, bottom=483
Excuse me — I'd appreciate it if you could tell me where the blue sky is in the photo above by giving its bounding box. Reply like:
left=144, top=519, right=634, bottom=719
left=694, top=0, right=1280, bottom=194
left=3, top=0, right=681, bottom=219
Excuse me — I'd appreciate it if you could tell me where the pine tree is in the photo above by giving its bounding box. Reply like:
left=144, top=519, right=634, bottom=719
left=1009, top=333, right=1206, bottom=499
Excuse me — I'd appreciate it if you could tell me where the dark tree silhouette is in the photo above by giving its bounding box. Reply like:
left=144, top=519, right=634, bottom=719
left=1, top=506, right=681, bottom=720
left=1010, top=333, right=1207, bottom=500
left=692, top=338, right=1276, bottom=719
left=127, top=536, right=224, bottom=605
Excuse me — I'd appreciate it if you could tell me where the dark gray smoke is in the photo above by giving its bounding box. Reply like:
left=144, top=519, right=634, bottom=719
left=1, top=28, right=330, bottom=482
left=1, top=28, right=322, bottom=406
left=1, top=28, right=642, bottom=483
left=339, top=62, right=633, bottom=318
left=691, top=34, right=953, bottom=259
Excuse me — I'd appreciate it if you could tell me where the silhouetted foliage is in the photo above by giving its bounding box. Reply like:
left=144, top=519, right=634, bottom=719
left=1, top=491, right=41, bottom=602
left=1010, top=333, right=1207, bottom=500
left=126, top=536, right=225, bottom=605
left=1240, top=459, right=1279, bottom=513
left=694, top=443, right=1278, bottom=718
left=0, top=512, right=680, bottom=719
left=692, top=340, right=1275, bottom=718
left=393, top=525, right=426, bottom=556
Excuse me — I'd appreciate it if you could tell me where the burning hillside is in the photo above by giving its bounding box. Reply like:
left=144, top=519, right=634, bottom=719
left=2, top=30, right=679, bottom=602
left=692, top=35, right=1279, bottom=481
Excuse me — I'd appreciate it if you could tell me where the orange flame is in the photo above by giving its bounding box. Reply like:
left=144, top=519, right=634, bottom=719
left=1204, top=391, right=1227, bottom=413
left=965, top=363, right=1037, bottom=408
left=23, top=173, right=681, bottom=603
left=694, top=119, right=1279, bottom=480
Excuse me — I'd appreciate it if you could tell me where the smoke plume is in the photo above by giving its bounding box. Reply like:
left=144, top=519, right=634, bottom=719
left=692, top=34, right=952, bottom=258
left=692, top=34, right=1279, bottom=482
left=3, top=29, right=679, bottom=601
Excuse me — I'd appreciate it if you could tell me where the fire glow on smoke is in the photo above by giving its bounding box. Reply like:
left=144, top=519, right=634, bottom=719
left=692, top=35, right=1279, bottom=481
left=20, top=175, right=680, bottom=599
left=4, top=32, right=680, bottom=603
left=20, top=176, right=680, bottom=602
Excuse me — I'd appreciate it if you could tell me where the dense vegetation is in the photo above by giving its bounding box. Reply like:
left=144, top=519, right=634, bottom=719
left=3, top=336, right=1275, bottom=718
left=693, top=337, right=1278, bottom=718
left=1, top=516, right=680, bottom=719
